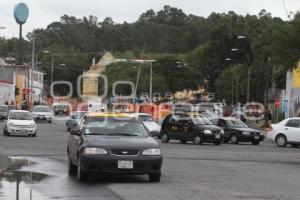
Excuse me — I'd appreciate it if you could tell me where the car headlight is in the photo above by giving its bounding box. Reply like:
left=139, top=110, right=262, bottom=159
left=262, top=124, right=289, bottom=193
left=204, top=130, right=212, bottom=134
left=8, top=122, right=16, bottom=127
left=142, top=148, right=161, bottom=156
left=220, top=130, right=224, bottom=134
left=82, top=148, right=107, bottom=155
left=29, top=123, right=36, bottom=128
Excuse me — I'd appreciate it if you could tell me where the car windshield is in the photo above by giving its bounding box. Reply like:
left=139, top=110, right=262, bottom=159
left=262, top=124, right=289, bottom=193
left=226, top=119, right=248, bottom=128
left=54, top=105, right=67, bottom=109
left=33, top=106, right=51, bottom=112
left=138, top=115, right=154, bottom=122
left=0, top=106, right=8, bottom=112
left=192, top=117, right=213, bottom=125
left=9, top=112, right=33, bottom=120
left=84, top=117, right=148, bottom=137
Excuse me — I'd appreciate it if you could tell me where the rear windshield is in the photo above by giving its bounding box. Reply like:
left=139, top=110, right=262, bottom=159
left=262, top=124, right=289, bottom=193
left=54, top=105, right=68, bottom=109
left=33, top=106, right=51, bottom=112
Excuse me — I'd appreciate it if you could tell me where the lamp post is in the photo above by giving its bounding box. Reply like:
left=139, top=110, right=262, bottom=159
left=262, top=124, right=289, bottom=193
left=43, top=51, right=54, bottom=84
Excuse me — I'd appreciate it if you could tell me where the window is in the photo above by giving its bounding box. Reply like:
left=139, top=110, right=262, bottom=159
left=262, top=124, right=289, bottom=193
left=285, top=119, right=300, bottom=128
left=39, top=74, right=42, bottom=83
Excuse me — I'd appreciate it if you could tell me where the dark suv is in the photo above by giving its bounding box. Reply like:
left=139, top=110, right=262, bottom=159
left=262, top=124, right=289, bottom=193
left=160, top=113, right=224, bottom=145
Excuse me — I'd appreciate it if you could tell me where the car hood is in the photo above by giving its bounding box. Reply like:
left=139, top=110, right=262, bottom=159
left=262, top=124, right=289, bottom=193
left=143, top=122, right=161, bottom=132
left=8, top=120, right=35, bottom=125
left=229, top=127, right=260, bottom=133
left=84, top=135, right=160, bottom=149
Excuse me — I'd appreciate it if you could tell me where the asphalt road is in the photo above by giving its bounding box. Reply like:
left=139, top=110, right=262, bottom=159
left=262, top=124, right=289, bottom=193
left=0, top=119, right=300, bottom=200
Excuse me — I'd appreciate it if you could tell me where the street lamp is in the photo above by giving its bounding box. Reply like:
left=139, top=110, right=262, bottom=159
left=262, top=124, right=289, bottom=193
left=43, top=51, right=54, bottom=83
left=237, top=35, right=246, bottom=39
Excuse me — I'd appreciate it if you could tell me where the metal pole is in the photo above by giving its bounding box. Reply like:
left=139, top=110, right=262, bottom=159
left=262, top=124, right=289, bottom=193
left=236, top=74, right=238, bottom=104
left=32, top=30, right=35, bottom=70
left=16, top=172, right=19, bottom=200
left=18, top=24, right=22, bottom=65
left=51, top=55, right=54, bottom=83
left=149, top=62, right=153, bottom=102
left=247, top=68, right=250, bottom=102
left=134, top=66, right=141, bottom=100
left=231, top=76, right=234, bottom=105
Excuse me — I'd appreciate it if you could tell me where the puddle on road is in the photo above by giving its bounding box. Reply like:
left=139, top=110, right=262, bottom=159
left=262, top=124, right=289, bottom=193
left=0, top=156, right=50, bottom=200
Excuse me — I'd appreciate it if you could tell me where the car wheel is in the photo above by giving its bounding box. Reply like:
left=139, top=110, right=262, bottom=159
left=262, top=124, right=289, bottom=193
left=67, top=127, right=70, bottom=131
left=229, top=134, right=238, bottom=144
left=77, top=159, right=88, bottom=182
left=161, top=134, right=169, bottom=143
left=291, top=144, right=299, bottom=148
left=68, top=155, right=77, bottom=175
left=275, top=134, right=287, bottom=147
left=48, top=120, right=52, bottom=124
left=252, top=141, right=260, bottom=145
left=3, top=128, right=6, bottom=136
left=180, top=140, right=187, bottom=144
left=193, top=136, right=202, bottom=145
left=32, top=132, right=37, bottom=137
left=213, top=141, right=221, bottom=145
left=149, top=172, right=161, bottom=182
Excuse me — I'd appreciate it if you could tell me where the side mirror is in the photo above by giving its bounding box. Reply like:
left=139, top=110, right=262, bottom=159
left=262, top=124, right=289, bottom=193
left=149, top=131, right=160, bottom=138
left=70, top=128, right=81, bottom=136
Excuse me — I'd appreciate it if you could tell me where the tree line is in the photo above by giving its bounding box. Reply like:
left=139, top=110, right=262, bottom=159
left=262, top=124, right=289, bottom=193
left=0, top=5, right=299, bottom=104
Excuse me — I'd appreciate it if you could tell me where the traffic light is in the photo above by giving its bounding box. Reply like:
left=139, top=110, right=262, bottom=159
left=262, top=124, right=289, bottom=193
left=15, top=87, right=20, bottom=96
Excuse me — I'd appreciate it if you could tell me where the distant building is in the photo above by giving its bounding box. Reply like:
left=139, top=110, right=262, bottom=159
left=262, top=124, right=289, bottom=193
left=285, top=63, right=300, bottom=117
left=82, top=52, right=116, bottom=98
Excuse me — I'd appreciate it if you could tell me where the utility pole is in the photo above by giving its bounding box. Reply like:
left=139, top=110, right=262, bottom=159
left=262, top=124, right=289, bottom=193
left=236, top=76, right=238, bottom=104
left=247, top=68, right=250, bottom=102
left=134, top=66, right=141, bottom=101
left=149, top=61, right=153, bottom=102
left=51, top=55, right=54, bottom=84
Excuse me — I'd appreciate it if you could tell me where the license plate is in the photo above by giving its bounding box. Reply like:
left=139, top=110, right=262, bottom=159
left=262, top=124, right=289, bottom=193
left=118, top=160, right=133, bottom=169
left=254, top=136, right=260, bottom=140
left=215, top=134, right=220, bottom=139
left=244, top=132, right=250, bottom=135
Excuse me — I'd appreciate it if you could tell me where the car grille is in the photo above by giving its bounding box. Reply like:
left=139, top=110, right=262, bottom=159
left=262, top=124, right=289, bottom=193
left=15, top=125, right=31, bottom=128
left=110, top=149, right=140, bottom=156
left=213, top=130, right=220, bottom=134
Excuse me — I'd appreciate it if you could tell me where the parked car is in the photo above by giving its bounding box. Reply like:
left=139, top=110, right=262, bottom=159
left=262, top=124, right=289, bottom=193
left=66, top=111, right=87, bottom=131
left=67, top=112, right=162, bottom=182
left=268, top=118, right=300, bottom=147
left=160, top=113, right=223, bottom=145
left=133, top=113, right=161, bottom=136
left=211, top=118, right=264, bottom=145
left=0, top=105, right=8, bottom=120
left=3, top=110, right=37, bottom=137
left=53, top=104, right=69, bottom=116
left=32, top=105, right=52, bottom=123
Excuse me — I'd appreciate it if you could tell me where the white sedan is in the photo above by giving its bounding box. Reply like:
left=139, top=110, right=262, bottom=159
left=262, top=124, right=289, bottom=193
left=3, top=110, right=37, bottom=137
left=268, top=117, right=300, bottom=147
left=133, top=113, right=161, bottom=135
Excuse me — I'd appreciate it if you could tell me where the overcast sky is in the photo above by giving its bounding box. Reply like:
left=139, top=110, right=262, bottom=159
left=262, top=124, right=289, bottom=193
left=0, top=0, right=299, bottom=38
